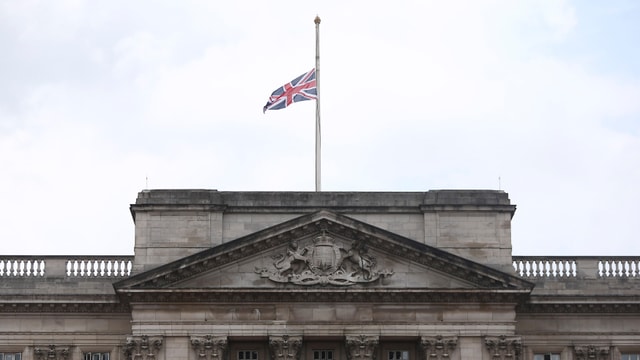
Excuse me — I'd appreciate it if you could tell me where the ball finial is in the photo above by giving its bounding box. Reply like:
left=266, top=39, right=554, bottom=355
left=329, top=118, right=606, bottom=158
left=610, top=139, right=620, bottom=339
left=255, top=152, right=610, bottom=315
left=314, top=15, right=321, bottom=25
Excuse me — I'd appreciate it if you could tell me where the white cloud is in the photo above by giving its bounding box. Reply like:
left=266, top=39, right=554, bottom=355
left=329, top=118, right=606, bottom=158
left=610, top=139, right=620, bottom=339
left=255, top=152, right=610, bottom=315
left=0, top=0, right=638, bottom=256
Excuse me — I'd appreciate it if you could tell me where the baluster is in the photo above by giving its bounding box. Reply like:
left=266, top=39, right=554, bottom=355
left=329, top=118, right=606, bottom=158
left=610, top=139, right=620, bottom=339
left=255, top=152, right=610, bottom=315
left=91, top=260, right=97, bottom=276
left=34, top=260, right=41, bottom=276
left=516, top=260, right=523, bottom=277
left=26, top=260, right=33, bottom=276
left=537, top=260, right=544, bottom=277
left=617, top=261, right=623, bottom=277
left=105, top=260, right=112, bottom=276
left=530, top=261, right=537, bottom=277
left=73, top=260, right=79, bottom=276
left=126, top=259, right=132, bottom=276
left=98, top=260, right=105, bottom=276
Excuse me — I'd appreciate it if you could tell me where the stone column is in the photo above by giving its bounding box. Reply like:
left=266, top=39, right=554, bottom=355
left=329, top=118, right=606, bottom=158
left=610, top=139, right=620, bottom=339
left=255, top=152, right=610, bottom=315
left=420, top=336, right=458, bottom=360
left=484, top=335, right=522, bottom=360
left=574, top=345, right=610, bottom=360
left=34, top=345, right=70, bottom=360
left=123, top=335, right=163, bottom=360
left=191, top=335, right=228, bottom=360
left=268, top=335, right=302, bottom=360
left=345, top=335, right=379, bottom=360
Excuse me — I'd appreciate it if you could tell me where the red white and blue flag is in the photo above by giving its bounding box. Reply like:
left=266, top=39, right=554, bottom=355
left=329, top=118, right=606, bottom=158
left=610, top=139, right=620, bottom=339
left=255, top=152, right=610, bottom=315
left=263, top=68, right=317, bottom=113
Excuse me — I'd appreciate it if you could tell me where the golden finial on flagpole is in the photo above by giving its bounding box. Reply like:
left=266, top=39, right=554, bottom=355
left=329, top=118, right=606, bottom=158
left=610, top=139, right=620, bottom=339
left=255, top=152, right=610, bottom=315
left=315, top=15, right=321, bottom=25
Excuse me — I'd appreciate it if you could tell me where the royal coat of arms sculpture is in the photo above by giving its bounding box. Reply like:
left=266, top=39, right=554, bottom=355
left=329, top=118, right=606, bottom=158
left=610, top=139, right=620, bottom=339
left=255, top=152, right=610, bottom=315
left=256, top=233, right=393, bottom=286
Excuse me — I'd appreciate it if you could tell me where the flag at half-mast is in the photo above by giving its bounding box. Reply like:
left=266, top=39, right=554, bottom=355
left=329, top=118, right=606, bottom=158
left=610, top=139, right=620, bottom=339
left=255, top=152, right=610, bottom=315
left=263, top=68, right=317, bottom=113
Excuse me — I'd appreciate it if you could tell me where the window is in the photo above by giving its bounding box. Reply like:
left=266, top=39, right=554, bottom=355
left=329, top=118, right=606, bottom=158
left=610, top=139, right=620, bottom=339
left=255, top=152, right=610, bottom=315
left=388, top=351, right=409, bottom=360
left=84, top=353, right=109, bottom=360
left=534, top=354, right=560, bottom=360
left=238, top=351, right=258, bottom=360
left=622, top=355, right=640, bottom=360
left=0, top=353, right=22, bottom=360
left=313, top=350, right=334, bottom=360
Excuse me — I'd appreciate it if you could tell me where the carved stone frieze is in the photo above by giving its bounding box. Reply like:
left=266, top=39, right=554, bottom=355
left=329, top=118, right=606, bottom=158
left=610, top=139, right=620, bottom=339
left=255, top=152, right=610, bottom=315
left=484, top=335, right=521, bottom=360
left=34, top=345, right=70, bottom=360
left=190, top=335, right=227, bottom=360
left=346, top=335, right=379, bottom=360
left=269, top=335, right=302, bottom=360
left=123, top=335, right=163, bottom=360
left=255, top=233, right=393, bottom=286
left=574, top=345, right=610, bottom=360
left=420, top=336, right=457, bottom=360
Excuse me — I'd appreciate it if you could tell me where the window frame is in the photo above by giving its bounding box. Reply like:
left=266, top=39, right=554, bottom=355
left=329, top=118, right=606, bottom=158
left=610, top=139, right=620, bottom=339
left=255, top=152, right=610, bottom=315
left=83, top=352, right=110, bottom=360
left=381, top=341, right=417, bottom=360
left=533, top=353, right=561, bottom=360
left=305, top=341, right=343, bottom=360
left=0, top=352, right=23, bottom=360
left=229, top=340, right=267, bottom=360
left=621, top=354, right=640, bottom=360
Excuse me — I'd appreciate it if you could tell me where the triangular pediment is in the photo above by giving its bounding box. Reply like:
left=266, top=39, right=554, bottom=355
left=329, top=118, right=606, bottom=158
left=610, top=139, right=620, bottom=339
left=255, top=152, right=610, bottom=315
left=114, top=211, right=533, bottom=303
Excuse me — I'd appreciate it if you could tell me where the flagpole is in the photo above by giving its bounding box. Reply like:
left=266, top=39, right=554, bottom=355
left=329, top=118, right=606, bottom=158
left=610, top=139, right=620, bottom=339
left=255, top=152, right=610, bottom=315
left=314, top=15, right=321, bottom=192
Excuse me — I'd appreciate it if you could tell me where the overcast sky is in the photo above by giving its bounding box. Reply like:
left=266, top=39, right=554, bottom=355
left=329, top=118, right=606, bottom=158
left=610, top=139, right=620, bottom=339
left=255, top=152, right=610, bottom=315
left=1, top=1, right=639, bottom=256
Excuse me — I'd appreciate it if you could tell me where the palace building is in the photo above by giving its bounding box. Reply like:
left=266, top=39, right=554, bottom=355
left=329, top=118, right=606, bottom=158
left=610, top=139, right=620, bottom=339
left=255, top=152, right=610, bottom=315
left=1, top=190, right=639, bottom=360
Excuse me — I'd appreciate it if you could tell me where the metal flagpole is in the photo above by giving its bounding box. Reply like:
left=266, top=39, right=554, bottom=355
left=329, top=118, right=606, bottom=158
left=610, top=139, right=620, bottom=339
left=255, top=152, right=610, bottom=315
left=314, top=15, right=321, bottom=192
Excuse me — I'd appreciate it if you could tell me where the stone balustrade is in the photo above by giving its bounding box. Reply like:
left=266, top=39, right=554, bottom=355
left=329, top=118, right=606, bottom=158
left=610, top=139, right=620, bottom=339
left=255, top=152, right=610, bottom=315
left=512, top=256, right=640, bottom=278
left=0, top=256, right=133, bottom=277
left=1, top=255, right=638, bottom=280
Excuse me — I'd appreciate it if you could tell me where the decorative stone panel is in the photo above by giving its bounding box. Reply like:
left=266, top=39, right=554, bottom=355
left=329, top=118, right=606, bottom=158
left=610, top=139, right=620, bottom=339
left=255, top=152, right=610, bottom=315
left=191, top=335, right=228, bottom=360
left=420, top=336, right=457, bottom=360
left=574, top=345, right=610, bottom=360
left=255, top=234, right=393, bottom=286
left=34, top=345, right=70, bottom=360
left=123, top=335, right=163, bottom=360
left=269, top=335, right=302, bottom=360
left=484, top=335, right=522, bottom=360
left=346, top=335, right=379, bottom=360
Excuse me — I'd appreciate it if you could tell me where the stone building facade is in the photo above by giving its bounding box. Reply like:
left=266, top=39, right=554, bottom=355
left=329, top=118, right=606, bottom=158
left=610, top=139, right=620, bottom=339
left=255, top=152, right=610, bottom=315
left=1, top=190, right=639, bottom=360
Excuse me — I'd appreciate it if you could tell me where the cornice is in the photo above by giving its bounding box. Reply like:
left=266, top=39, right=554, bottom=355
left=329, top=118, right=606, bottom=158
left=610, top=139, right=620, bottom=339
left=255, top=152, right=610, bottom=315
left=0, top=301, right=130, bottom=313
left=517, top=302, right=640, bottom=314
left=119, top=288, right=529, bottom=304
left=116, top=214, right=531, bottom=291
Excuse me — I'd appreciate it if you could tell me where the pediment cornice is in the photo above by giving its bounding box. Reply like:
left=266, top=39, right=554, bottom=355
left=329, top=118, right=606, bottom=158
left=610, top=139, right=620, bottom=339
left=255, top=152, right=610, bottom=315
left=115, top=210, right=533, bottom=293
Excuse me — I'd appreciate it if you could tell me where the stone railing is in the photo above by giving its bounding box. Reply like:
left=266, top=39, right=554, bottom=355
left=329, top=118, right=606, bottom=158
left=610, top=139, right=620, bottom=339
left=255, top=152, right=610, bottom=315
left=2, top=255, right=638, bottom=280
left=0, top=256, right=133, bottom=278
left=512, top=256, right=640, bottom=278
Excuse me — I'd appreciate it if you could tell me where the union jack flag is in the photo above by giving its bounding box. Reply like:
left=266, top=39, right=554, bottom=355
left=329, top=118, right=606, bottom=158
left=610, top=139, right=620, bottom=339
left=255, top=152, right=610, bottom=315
left=263, top=68, right=317, bottom=113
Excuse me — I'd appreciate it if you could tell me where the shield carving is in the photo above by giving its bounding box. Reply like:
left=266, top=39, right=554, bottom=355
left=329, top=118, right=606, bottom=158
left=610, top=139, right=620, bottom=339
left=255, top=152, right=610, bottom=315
left=308, top=234, right=342, bottom=275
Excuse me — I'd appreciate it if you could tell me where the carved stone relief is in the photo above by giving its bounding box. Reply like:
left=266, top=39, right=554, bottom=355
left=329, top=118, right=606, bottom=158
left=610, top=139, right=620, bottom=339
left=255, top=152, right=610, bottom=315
left=420, top=336, right=458, bottom=360
left=190, top=335, right=228, bottom=360
left=574, top=345, right=610, bottom=360
left=345, top=335, right=379, bottom=360
left=34, top=345, right=70, bottom=360
left=255, top=233, right=393, bottom=286
left=484, top=335, right=521, bottom=360
left=269, top=335, right=302, bottom=360
left=123, top=335, right=163, bottom=360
